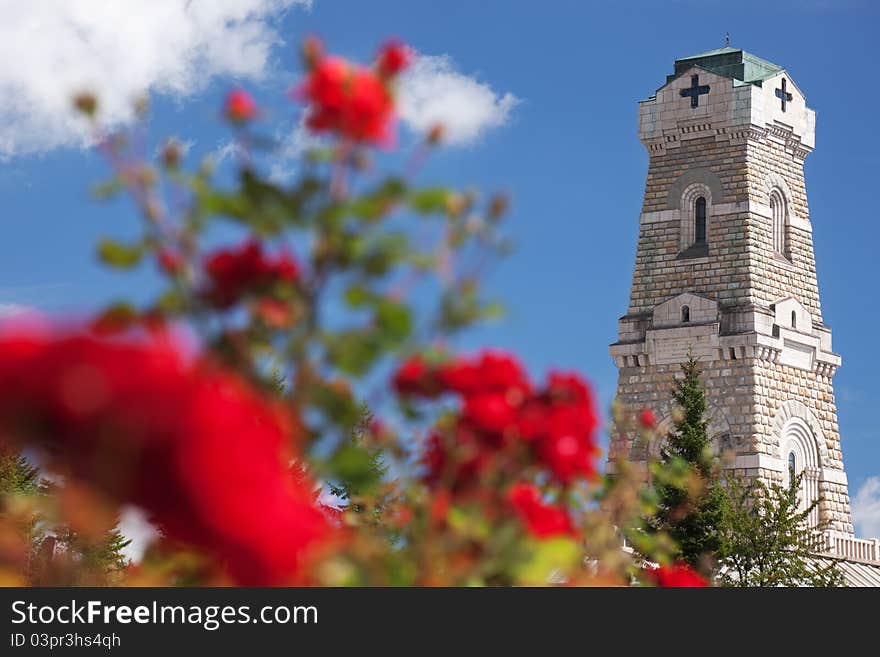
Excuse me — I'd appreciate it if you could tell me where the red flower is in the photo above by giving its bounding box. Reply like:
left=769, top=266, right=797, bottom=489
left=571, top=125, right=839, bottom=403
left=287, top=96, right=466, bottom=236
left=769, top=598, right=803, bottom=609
left=421, top=428, right=493, bottom=493
left=546, top=371, right=593, bottom=405
left=200, top=240, right=300, bottom=309
left=157, top=248, right=184, bottom=276
left=0, top=327, right=331, bottom=585
left=392, top=355, right=439, bottom=397
left=638, top=407, right=656, bottom=428
left=376, top=40, right=411, bottom=77
left=535, top=415, right=598, bottom=485
left=521, top=372, right=599, bottom=485
left=299, top=52, right=398, bottom=144
left=645, top=563, right=709, bottom=587
left=507, top=483, right=575, bottom=539
left=438, top=350, right=531, bottom=397
left=462, top=392, right=520, bottom=436
left=224, top=89, right=258, bottom=123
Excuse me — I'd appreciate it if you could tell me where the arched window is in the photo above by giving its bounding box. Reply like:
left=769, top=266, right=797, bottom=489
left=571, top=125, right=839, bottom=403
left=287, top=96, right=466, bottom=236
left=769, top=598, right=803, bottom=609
left=791, top=311, right=797, bottom=330
left=770, top=189, right=788, bottom=256
left=679, top=184, right=712, bottom=254
left=694, top=197, right=707, bottom=245
left=780, top=417, right=821, bottom=527
left=681, top=305, right=690, bottom=323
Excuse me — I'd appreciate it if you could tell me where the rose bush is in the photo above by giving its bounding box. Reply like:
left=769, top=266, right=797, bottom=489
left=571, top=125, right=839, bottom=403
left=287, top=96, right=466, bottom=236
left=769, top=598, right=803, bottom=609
left=0, top=37, right=704, bottom=587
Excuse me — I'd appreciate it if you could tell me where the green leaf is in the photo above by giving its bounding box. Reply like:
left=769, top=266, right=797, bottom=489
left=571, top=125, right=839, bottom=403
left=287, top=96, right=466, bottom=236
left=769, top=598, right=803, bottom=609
left=375, top=299, right=412, bottom=344
left=360, top=232, right=409, bottom=276
left=514, top=538, right=581, bottom=585
left=325, top=444, right=377, bottom=495
left=97, top=238, right=144, bottom=269
left=344, top=284, right=374, bottom=308
left=349, top=178, right=407, bottom=221
left=90, top=178, right=124, bottom=200
left=408, top=187, right=450, bottom=214
left=311, top=383, right=361, bottom=430
left=324, top=331, right=383, bottom=376
left=155, top=289, right=185, bottom=314
left=200, top=191, right=250, bottom=220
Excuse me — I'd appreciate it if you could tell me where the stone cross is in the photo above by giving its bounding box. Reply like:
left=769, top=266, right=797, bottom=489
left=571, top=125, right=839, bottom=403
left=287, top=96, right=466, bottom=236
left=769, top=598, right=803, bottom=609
left=680, top=74, right=710, bottom=108
left=775, top=78, right=793, bottom=112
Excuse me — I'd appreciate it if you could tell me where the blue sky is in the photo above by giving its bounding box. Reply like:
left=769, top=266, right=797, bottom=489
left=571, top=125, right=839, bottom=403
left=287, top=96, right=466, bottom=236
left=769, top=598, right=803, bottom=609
left=1, top=0, right=878, bottom=536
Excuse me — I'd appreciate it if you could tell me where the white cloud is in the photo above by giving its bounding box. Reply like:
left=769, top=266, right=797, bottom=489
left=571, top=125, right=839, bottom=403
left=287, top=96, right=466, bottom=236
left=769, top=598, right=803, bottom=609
left=118, top=505, right=158, bottom=563
left=852, top=476, right=880, bottom=538
left=269, top=117, right=322, bottom=183
left=0, top=0, right=310, bottom=158
left=212, top=139, right=249, bottom=166
left=398, top=54, right=519, bottom=146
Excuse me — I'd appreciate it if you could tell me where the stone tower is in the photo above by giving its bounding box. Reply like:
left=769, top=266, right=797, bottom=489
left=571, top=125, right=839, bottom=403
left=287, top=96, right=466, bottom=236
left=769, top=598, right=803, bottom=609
left=609, top=47, right=853, bottom=534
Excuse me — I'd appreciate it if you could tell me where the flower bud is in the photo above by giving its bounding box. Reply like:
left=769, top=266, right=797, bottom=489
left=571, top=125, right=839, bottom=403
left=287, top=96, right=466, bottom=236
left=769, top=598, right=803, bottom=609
left=224, top=89, right=258, bottom=123
left=427, top=123, right=445, bottom=145
left=302, top=35, right=324, bottom=70
left=73, top=92, right=98, bottom=117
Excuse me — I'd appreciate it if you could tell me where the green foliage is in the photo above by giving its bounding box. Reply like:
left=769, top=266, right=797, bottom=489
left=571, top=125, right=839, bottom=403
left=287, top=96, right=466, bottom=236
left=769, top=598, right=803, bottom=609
left=0, top=446, right=131, bottom=585
left=30, top=527, right=132, bottom=586
left=0, top=447, right=43, bottom=497
left=327, top=403, right=389, bottom=503
left=648, top=355, right=725, bottom=573
left=716, top=472, right=843, bottom=587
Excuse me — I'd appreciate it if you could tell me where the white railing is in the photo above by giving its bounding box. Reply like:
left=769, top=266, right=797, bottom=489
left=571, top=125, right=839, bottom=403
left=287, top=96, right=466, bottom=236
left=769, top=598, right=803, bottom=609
left=817, top=531, right=880, bottom=565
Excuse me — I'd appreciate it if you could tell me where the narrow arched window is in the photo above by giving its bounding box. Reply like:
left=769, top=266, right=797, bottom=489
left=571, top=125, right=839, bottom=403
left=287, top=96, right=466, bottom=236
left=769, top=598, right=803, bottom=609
left=771, top=190, right=788, bottom=256
left=681, top=305, right=690, bottom=323
left=787, top=451, right=797, bottom=488
left=791, top=311, right=797, bottom=330
left=694, top=197, right=707, bottom=245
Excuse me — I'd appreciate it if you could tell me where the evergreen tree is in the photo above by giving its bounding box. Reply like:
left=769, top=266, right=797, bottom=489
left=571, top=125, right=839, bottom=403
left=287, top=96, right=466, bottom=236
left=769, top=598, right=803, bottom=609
left=649, top=355, right=726, bottom=574
left=328, top=402, right=389, bottom=506
left=716, top=472, right=843, bottom=587
left=0, top=446, right=44, bottom=496
left=0, top=446, right=131, bottom=584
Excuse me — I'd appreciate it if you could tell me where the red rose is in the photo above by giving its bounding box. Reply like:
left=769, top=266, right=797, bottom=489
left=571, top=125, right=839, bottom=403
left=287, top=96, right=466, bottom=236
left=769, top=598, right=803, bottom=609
left=438, top=350, right=530, bottom=397
left=507, top=483, right=575, bottom=539
left=421, top=428, right=492, bottom=492
left=546, top=371, right=593, bottom=405
left=535, top=427, right=596, bottom=484
left=200, top=240, right=300, bottom=309
left=462, top=392, right=520, bottom=436
left=645, top=563, right=709, bottom=587
left=157, top=248, right=184, bottom=276
left=299, top=54, right=397, bottom=145
left=224, top=88, right=258, bottom=123
left=0, top=327, right=331, bottom=585
left=638, top=407, right=656, bottom=428
left=376, top=40, right=411, bottom=77
left=392, top=355, right=439, bottom=397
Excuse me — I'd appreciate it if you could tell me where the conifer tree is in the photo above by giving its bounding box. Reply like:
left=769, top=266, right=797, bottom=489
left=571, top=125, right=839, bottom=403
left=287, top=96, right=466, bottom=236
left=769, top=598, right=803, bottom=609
left=0, top=446, right=131, bottom=584
left=649, top=355, right=726, bottom=574
left=717, top=472, right=843, bottom=587
left=0, top=446, right=44, bottom=497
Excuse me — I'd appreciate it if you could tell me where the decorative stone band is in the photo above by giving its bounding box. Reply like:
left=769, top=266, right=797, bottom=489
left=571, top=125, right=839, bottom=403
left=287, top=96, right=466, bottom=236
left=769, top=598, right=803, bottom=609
left=817, top=531, right=880, bottom=566
left=610, top=327, right=840, bottom=378
left=639, top=199, right=812, bottom=232
left=643, top=119, right=814, bottom=160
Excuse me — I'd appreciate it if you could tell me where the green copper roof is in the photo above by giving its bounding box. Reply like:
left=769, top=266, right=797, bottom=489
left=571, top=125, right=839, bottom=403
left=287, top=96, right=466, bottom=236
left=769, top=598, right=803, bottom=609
left=666, top=47, right=783, bottom=86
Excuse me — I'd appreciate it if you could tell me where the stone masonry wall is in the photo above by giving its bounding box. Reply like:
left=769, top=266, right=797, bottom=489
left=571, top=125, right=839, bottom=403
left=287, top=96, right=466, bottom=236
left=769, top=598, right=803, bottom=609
left=610, top=354, right=853, bottom=534
left=750, top=358, right=852, bottom=532
left=744, top=138, right=823, bottom=321
left=628, top=135, right=752, bottom=315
